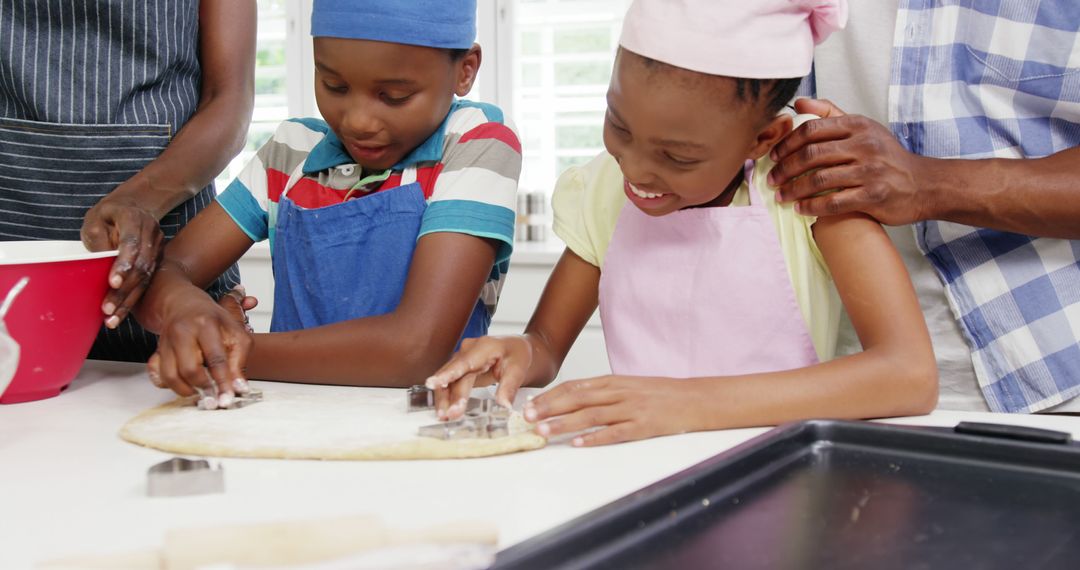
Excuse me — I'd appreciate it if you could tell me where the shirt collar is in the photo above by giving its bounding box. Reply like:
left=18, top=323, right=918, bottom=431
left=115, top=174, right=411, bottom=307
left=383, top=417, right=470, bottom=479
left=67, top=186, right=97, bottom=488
left=301, top=100, right=460, bottom=175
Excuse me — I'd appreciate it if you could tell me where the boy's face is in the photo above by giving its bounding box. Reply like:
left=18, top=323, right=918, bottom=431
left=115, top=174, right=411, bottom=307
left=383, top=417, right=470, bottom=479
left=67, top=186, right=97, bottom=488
left=313, top=38, right=480, bottom=171
left=603, top=49, right=781, bottom=217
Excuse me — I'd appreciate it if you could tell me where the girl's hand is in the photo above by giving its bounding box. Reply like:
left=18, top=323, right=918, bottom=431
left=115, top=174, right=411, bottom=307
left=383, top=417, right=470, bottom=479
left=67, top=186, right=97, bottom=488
left=524, top=376, right=704, bottom=447
left=146, top=288, right=254, bottom=408
left=425, top=335, right=533, bottom=420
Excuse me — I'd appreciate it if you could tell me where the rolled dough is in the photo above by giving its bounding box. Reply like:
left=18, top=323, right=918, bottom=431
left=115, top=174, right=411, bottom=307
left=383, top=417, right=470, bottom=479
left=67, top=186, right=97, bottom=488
left=119, top=384, right=545, bottom=460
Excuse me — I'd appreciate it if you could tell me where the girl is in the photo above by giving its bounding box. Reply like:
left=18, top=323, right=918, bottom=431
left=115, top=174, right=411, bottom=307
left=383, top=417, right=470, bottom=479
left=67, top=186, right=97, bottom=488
left=426, top=0, right=938, bottom=445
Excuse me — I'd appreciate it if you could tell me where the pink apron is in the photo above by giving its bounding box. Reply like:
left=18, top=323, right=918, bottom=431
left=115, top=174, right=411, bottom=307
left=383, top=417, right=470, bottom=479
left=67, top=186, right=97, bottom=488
left=598, top=161, right=819, bottom=377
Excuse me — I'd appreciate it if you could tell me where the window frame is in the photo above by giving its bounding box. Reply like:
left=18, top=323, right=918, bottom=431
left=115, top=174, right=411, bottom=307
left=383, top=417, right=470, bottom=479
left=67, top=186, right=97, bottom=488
left=273, top=0, right=511, bottom=120
left=232, top=0, right=612, bottom=198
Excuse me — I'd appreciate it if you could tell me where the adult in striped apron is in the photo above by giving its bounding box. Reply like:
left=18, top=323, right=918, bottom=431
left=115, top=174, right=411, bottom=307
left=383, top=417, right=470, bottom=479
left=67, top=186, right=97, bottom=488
left=0, top=1, right=255, bottom=362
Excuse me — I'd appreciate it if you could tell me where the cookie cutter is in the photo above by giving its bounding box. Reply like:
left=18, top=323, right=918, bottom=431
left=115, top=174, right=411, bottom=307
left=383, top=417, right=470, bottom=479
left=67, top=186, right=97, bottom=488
left=418, top=414, right=511, bottom=439
left=195, top=385, right=264, bottom=410
left=408, top=386, right=508, bottom=416
left=407, top=384, right=435, bottom=412
left=147, top=457, right=225, bottom=497
left=410, top=386, right=513, bottom=440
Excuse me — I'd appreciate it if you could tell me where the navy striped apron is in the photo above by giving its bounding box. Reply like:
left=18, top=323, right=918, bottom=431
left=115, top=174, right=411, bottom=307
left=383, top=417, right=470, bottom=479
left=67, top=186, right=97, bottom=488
left=0, top=0, right=240, bottom=362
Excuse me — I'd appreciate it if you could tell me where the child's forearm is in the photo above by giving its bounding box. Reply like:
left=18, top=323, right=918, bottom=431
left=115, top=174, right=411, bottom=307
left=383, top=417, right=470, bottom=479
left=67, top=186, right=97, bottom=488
left=520, top=330, right=565, bottom=388
left=244, top=313, right=462, bottom=387
left=683, top=346, right=938, bottom=432
left=244, top=316, right=577, bottom=390
left=244, top=234, right=504, bottom=387
left=517, top=248, right=603, bottom=388
left=133, top=203, right=256, bottom=334
left=134, top=261, right=207, bottom=333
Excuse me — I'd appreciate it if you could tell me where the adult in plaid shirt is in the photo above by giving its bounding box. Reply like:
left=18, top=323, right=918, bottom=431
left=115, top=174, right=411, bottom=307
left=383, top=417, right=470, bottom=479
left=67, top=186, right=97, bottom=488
left=770, top=1, right=1080, bottom=414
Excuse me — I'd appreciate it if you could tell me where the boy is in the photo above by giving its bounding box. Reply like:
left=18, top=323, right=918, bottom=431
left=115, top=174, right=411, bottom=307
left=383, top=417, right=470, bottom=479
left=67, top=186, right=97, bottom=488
left=136, top=0, right=521, bottom=408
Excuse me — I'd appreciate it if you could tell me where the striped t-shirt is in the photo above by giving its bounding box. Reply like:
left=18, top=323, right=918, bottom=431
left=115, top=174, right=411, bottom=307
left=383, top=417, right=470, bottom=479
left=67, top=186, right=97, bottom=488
left=217, top=99, right=522, bottom=316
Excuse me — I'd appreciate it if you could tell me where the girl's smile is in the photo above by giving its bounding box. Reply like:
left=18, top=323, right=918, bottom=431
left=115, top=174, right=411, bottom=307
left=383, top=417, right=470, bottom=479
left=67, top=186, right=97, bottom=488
left=623, top=179, right=677, bottom=213
left=603, top=48, right=788, bottom=218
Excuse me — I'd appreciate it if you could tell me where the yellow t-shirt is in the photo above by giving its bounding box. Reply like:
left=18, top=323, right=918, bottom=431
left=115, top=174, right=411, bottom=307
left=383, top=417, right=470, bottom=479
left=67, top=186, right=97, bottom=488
left=552, top=150, right=842, bottom=362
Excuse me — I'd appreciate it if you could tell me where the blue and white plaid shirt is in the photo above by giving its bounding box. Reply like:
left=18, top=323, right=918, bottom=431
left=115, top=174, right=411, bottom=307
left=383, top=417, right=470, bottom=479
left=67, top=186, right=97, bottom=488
left=891, top=0, right=1080, bottom=413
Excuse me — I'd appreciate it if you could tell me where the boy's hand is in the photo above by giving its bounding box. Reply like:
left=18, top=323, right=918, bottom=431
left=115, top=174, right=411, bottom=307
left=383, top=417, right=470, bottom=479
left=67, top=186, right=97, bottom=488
left=524, top=376, right=703, bottom=447
left=146, top=288, right=254, bottom=408
left=425, top=335, right=533, bottom=420
left=216, top=285, right=259, bottom=333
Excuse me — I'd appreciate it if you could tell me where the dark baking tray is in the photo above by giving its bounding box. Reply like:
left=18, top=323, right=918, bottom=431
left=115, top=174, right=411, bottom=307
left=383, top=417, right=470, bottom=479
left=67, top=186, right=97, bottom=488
left=494, top=420, right=1080, bottom=570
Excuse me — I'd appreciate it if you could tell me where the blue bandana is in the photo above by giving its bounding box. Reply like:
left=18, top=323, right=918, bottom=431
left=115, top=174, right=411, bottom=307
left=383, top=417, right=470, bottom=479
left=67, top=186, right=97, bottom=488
left=311, top=0, right=477, bottom=49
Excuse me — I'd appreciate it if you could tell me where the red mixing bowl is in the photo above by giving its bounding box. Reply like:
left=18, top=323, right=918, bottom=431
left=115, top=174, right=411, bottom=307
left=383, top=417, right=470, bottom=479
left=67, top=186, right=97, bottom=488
left=0, top=241, right=118, bottom=404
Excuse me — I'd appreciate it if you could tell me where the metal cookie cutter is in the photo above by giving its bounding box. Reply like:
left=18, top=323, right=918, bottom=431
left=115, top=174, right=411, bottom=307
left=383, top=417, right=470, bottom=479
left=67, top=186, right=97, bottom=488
left=407, top=386, right=507, bottom=416
left=147, top=457, right=225, bottom=497
left=407, top=384, right=435, bottom=412
left=229, top=387, right=263, bottom=409
left=417, top=397, right=512, bottom=440
left=195, top=385, right=264, bottom=410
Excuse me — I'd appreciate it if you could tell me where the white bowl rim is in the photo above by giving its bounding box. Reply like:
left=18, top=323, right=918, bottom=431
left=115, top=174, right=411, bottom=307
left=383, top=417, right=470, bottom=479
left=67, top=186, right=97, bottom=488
left=0, top=240, right=119, bottom=265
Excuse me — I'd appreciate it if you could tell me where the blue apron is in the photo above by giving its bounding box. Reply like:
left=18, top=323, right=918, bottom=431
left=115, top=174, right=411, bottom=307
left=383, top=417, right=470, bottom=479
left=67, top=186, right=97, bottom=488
left=0, top=0, right=240, bottom=362
left=269, top=163, right=489, bottom=342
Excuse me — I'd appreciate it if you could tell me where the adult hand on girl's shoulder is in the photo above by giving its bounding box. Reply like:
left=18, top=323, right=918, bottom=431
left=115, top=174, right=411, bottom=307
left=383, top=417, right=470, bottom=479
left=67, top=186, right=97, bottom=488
left=146, top=288, right=254, bottom=408
left=524, top=376, right=704, bottom=447
left=426, top=335, right=533, bottom=420
left=768, top=98, right=932, bottom=226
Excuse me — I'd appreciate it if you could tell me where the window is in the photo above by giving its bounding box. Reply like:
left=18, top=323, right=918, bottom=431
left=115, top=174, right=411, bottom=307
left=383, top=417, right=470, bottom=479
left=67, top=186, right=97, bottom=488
left=506, top=0, right=630, bottom=194
left=219, top=0, right=629, bottom=202
left=216, top=0, right=315, bottom=190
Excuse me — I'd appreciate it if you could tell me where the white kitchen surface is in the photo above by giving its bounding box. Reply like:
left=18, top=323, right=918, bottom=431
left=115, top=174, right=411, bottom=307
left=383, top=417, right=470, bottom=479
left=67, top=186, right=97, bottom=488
left=2, top=360, right=1079, bottom=569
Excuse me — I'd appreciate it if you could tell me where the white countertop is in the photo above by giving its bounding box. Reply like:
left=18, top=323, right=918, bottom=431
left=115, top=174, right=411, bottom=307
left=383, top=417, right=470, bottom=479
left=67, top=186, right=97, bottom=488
left=2, top=361, right=1079, bottom=569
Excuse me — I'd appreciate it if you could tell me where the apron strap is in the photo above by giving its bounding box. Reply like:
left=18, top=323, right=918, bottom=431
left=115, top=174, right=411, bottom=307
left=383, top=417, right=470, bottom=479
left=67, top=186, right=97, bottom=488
left=743, top=159, right=759, bottom=207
